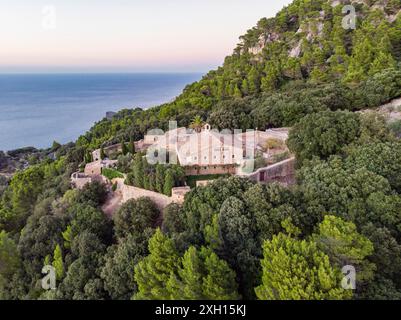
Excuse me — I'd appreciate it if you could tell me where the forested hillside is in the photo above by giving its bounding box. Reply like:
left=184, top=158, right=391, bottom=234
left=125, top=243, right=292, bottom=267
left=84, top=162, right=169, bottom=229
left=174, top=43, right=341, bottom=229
left=74, top=0, right=401, bottom=151
left=1, top=0, right=401, bottom=300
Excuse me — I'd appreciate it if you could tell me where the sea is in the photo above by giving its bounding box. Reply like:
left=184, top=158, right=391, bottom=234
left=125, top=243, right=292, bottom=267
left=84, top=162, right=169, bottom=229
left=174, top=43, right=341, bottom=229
left=0, top=73, right=202, bottom=151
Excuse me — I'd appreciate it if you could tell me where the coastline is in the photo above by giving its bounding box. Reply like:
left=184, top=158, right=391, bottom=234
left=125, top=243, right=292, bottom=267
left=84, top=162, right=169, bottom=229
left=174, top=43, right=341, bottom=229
left=0, top=72, right=203, bottom=152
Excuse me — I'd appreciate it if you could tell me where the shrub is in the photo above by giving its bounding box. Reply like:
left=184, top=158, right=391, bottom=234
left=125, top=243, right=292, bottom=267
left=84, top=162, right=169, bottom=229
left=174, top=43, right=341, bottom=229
left=102, top=168, right=124, bottom=180
left=264, top=138, right=285, bottom=151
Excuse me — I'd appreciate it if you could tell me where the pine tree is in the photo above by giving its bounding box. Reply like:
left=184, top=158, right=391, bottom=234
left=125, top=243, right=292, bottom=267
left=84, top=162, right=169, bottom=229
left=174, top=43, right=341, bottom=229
left=369, top=52, right=396, bottom=76
left=247, top=66, right=260, bottom=94
left=241, top=79, right=249, bottom=96
left=204, top=214, right=223, bottom=251
left=43, top=255, right=51, bottom=266
left=233, top=85, right=243, bottom=98
left=312, top=215, right=375, bottom=284
left=168, top=246, right=203, bottom=299
left=345, top=37, right=373, bottom=83
left=255, top=221, right=352, bottom=300
left=261, top=60, right=280, bottom=91
left=0, top=231, right=20, bottom=287
left=167, top=246, right=240, bottom=300
left=134, top=229, right=180, bottom=300
left=62, top=225, right=72, bottom=249
left=200, top=247, right=240, bottom=300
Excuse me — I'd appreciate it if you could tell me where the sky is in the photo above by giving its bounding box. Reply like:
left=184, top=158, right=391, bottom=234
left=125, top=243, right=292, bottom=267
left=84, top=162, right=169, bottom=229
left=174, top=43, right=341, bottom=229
left=0, top=0, right=293, bottom=73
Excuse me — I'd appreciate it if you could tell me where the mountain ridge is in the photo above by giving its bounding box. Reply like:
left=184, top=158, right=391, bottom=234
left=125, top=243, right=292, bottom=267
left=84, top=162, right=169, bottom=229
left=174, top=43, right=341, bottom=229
left=74, top=0, right=401, bottom=151
left=175, top=0, right=401, bottom=101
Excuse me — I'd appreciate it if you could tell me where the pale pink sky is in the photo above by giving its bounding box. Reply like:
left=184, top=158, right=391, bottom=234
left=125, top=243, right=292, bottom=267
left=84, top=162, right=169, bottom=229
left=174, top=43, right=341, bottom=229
left=0, top=0, right=293, bottom=72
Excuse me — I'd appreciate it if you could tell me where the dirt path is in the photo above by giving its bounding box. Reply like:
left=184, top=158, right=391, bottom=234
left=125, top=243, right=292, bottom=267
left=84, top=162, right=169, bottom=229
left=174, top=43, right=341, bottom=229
left=101, top=190, right=123, bottom=218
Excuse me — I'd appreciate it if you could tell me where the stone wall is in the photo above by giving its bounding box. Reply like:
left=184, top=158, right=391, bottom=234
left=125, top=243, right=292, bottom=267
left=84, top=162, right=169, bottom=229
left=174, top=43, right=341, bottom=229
left=92, top=144, right=123, bottom=161
left=114, top=178, right=174, bottom=212
left=243, top=157, right=296, bottom=186
left=144, top=134, right=161, bottom=145
left=171, top=186, right=191, bottom=204
left=255, top=128, right=289, bottom=147
left=84, top=160, right=118, bottom=176
left=84, top=161, right=103, bottom=176
left=71, top=173, right=109, bottom=190
left=92, top=149, right=101, bottom=162
left=71, top=172, right=92, bottom=189
left=185, top=164, right=237, bottom=176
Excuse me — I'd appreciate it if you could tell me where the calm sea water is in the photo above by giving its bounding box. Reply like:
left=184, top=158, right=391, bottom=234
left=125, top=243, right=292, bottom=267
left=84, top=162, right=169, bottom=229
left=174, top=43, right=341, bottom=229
left=0, top=73, right=202, bottom=151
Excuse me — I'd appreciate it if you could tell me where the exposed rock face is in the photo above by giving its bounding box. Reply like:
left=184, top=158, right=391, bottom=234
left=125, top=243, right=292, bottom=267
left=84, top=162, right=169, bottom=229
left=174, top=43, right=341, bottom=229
left=241, top=0, right=399, bottom=61
left=0, top=149, right=34, bottom=175
left=248, top=36, right=266, bottom=55
left=358, top=97, right=401, bottom=123
left=289, top=41, right=302, bottom=58
left=246, top=32, right=280, bottom=56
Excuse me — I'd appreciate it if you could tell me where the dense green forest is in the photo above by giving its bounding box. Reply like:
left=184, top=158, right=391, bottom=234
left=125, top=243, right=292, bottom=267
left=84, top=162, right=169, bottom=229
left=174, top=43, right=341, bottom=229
left=1, top=0, right=401, bottom=300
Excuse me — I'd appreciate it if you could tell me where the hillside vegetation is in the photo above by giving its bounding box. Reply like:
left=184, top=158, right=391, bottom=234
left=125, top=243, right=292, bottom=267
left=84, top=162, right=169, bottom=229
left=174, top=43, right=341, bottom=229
left=75, top=0, right=401, bottom=150
left=1, top=0, right=401, bottom=301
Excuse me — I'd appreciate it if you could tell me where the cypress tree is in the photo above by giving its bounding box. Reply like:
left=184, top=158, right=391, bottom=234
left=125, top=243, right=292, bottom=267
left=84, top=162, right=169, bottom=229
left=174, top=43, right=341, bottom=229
left=163, top=169, right=174, bottom=196
left=155, top=164, right=165, bottom=194
left=142, top=157, right=149, bottom=189
left=100, top=147, right=106, bottom=160
left=148, top=173, right=156, bottom=192
left=121, top=140, right=129, bottom=156
left=52, top=244, right=64, bottom=280
left=128, top=137, right=136, bottom=154
left=133, top=153, right=144, bottom=188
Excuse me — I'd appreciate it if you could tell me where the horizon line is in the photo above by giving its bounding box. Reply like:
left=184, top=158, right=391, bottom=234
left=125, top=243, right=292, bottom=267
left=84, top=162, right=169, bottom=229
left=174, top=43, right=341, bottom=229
left=0, top=71, right=206, bottom=75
